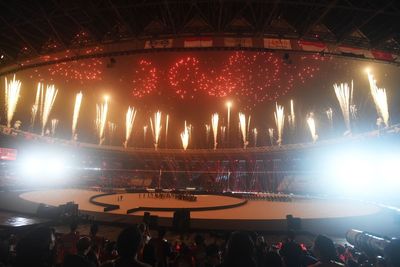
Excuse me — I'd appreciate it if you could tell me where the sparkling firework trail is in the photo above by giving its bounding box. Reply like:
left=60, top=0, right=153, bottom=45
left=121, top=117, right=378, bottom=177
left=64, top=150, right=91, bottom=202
left=124, top=106, right=137, bottom=148
left=238, top=112, right=249, bottom=149
left=350, top=104, right=358, bottom=120
left=252, top=128, right=258, bottom=147
left=268, top=128, right=274, bottom=145
left=205, top=124, right=211, bottom=146
left=226, top=101, right=232, bottom=142
left=31, top=82, right=43, bottom=128
left=274, top=103, right=285, bottom=146
left=72, top=92, right=83, bottom=139
left=306, top=113, right=318, bottom=142
left=220, top=126, right=226, bottom=144
left=165, top=114, right=169, bottom=148
left=367, top=72, right=389, bottom=127
left=143, top=125, right=148, bottom=144
left=4, top=75, right=22, bottom=128
left=108, top=121, right=116, bottom=144
left=180, top=121, right=190, bottom=150
left=247, top=115, right=251, bottom=141
left=333, top=81, right=353, bottom=133
left=95, top=96, right=109, bottom=145
left=51, top=118, right=58, bottom=136
left=211, top=113, right=219, bottom=149
left=41, top=84, right=58, bottom=135
left=150, top=111, right=162, bottom=149
left=326, top=108, right=333, bottom=126
left=288, top=99, right=295, bottom=129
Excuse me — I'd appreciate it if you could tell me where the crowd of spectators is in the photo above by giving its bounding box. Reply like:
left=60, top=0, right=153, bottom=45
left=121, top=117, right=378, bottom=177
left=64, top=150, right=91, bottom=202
left=0, top=222, right=399, bottom=267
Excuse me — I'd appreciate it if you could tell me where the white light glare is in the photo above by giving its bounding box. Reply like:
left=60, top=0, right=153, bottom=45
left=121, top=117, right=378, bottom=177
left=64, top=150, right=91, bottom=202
left=327, top=151, right=400, bottom=195
left=20, top=155, right=67, bottom=179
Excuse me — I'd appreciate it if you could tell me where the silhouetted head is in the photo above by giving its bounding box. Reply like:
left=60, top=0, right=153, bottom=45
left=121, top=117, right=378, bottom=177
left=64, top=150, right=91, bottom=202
left=117, top=226, right=143, bottom=258
left=15, top=227, right=55, bottom=267
left=313, top=235, right=337, bottom=262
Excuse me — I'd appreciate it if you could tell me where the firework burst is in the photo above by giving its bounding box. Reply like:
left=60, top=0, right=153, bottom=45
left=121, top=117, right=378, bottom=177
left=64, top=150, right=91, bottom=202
left=31, top=82, right=43, bottom=128
left=238, top=112, right=249, bottom=149
left=252, top=128, right=258, bottom=147
left=333, top=81, right=353, bottom=133
left=367, top=72, right=389, bottom=127
left=4, top=75, right=22, bottom=128
left=326, top=107, right=333, bottom=126
left=268, top=128, right=274, bottom=145
left=211, top=113, right=219, bottom=149
left=95, top=96, right=109, bottom=145
left=41, top=84, right=58, bottom=135
left=306, top=113, right=318, bottom=142
left=150, top=111, right=162, bottom=149
left=51, top=118, right=58, bottom=136
left=205, top=124, right=211, bottom=146
left=72, top=92, right=83, bottom=139
left=124, top=106, right=137, bottom=148
left=274, top=103, right=285, bottom=146
left=180, top=121, right=190, bottom=150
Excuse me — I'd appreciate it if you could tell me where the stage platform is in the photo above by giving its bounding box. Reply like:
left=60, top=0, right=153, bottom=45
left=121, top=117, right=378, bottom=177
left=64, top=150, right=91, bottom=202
left=0, top=189, right=398, bottom=236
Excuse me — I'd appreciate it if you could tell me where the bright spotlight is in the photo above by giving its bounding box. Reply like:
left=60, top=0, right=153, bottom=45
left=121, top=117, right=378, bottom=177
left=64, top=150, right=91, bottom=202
left=226, top=101, right=232, bottom=108
left=365, top=67, right=371, bottom=74
left=19, top=152, right=69, bottom=182
left=47, top=158, right=66, bottom=175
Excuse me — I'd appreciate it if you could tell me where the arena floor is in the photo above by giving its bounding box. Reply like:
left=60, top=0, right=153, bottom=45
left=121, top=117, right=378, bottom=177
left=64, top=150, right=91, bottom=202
left=20, top=189, right=380, bottom=220
left=14, top=188, right=400, bottom=236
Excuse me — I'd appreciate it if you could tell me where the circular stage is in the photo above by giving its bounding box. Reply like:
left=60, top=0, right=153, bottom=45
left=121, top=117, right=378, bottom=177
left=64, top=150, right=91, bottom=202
left=13, top=189, right=399, bottom=236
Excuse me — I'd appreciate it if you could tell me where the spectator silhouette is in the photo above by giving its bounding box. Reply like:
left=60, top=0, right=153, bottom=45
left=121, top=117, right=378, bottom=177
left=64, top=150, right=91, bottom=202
left=101, top=226, right=150, bottom=267
left=61, top=221, right=80, bottom=260
left=222, top=231, right=257, bottom=267
left=14, top=227, right=55, bottom=267
left=279, top=230, right=303, bottom=267
left=309, top=235, right=343, bottom=267
left=63, top=236, right=96, bottom=267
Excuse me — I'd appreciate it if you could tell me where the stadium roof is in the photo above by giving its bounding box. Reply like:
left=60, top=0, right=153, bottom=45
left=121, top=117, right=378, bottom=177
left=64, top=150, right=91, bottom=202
left=0, top=0, right=399, bottom=63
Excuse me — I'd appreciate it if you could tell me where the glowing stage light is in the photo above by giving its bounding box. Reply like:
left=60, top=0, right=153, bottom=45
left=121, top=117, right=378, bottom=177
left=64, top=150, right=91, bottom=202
left=124, top=106, right=137, bottom=148
left=95, top=96, right=109, bottom=145
left=72, top=92, right=83, bottom=139
left=4, top=75, right=22, bottom=128
left=333, top=81, right=353, bottom=134
left=306, top=113, right=318, bottom=142
left=238, top=112, right=249, bottom=149
left=180, top=121, right=190, bottom=150
left=150, top=111, right=162, bottom=149
left=274, top=103, right=285, bottom=146
left=41, top=84, right=58, bottom=135
left=211, top=113, right=219, bottom=150
left=367, top=72, right=389, bottom=127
